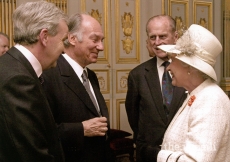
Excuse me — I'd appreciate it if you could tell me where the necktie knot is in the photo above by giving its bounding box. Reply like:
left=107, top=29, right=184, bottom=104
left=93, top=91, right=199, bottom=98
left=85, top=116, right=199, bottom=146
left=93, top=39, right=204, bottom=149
left=82, top=70, right=88, bottom=82
left=162, top=61, right=170, bottom=69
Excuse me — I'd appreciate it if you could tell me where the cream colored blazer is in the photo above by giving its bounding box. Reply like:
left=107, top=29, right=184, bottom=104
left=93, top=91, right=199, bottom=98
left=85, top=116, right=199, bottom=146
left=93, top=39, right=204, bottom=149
left=158, top=79, right=230, bottom=162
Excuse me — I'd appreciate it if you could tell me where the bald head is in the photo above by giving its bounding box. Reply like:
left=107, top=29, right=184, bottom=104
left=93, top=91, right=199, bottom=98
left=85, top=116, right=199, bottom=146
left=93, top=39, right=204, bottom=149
left=64, top=13, right=102, bottom=47
left=63, top=13, right=104, bottom=67
left=0, top=32, right=9, bottom=56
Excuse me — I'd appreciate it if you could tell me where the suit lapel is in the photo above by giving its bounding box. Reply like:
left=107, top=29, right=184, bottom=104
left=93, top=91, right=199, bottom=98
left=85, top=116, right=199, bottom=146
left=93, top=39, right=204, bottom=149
left=145, top=57, right=168, bottom=124
left=57, top=56, right=100, bottom=117
left=7, top=47, right=54, bottom=119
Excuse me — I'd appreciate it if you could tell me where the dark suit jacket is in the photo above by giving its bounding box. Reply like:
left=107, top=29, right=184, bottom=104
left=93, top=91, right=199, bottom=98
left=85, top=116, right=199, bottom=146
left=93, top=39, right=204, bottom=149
left=43, top=55, right=112, bottom=162
left=125, top=57, right=186, bottom=162
left=0, top=47, right=64, bottom=162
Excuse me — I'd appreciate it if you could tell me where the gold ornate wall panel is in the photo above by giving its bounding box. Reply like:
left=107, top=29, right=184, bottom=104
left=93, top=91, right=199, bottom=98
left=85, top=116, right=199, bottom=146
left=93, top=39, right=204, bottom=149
left=194, top=1, right=212, bottom=32
left=46, top=0, right=67, bottom=13
left=105, top=99, right=110, bottom=114
left=116, top=99, right=132, bottom=135
left=81, top=0, right=109, bottom=63
left=0, top=0, right=16, bottom=47
left=94, top=69, right=110, bottom=94
left=116, top=69, right=130, bottom=93
left=168, top=0, right=189, bottom=36
left=220, top=0, right=230, bottom=97
left=115, top=0, right=140, bottom=64
left=162, top=0, right=213, bottom=32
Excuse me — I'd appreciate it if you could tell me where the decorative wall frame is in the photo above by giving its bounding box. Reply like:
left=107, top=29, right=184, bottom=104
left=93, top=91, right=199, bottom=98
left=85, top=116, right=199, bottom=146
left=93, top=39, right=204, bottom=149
left=116, top=69, right=130, bottom=93
left=168, top=0, right=189, bottom=36
left=116, top=99, right=125, bottom=129
left=162, top=0, right=189, bottom=37
left=116, top=99, right=132, bottom=133
left=94, top=69, right=110, bottom=94
left=193, top=1, right=213, bottom=32
left=115, top=0, right=140, bottom=64
left=105, top=99, right=110, bottom=114
left=162, top=0, right=164, bottom=14
left=81, top=0, right=109, bottom=63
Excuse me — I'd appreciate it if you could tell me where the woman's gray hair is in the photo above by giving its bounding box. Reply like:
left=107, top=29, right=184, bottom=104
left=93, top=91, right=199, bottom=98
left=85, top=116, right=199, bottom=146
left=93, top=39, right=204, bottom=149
left=13, top=1, right=67, bottom=45
left=181, top=61, right=212, bottom=81
left=63, top=13, right=87, bottom=47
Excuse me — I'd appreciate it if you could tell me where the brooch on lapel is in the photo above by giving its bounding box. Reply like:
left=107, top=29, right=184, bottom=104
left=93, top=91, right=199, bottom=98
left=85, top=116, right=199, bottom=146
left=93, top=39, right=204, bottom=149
left=188, top=95, right=196, bottom=106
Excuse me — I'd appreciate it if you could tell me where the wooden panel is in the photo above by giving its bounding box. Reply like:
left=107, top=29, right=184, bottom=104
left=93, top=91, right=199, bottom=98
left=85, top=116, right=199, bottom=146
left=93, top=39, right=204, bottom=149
left=46, top=0, right=67, bottom=13
left=0, top=0, right=16, bottom=47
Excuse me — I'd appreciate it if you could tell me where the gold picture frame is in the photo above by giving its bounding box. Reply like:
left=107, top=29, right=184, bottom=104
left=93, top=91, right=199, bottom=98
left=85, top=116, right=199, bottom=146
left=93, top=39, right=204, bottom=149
left=94, top=69, right=110, bottom=94
left=116, top=99, right=133, bottom=134
left=105, top=99, right=110, bottom=114
left=81, top=0, right=109, bottom=63
left=115, top=0, right=140, bottom=64
left=116, top=69, right=130, bottom=93
left=116, top=99, right=124, bottom=129
left=168, top=0, right=189, bottom=28
left=193, top=1, right=213, bottom=32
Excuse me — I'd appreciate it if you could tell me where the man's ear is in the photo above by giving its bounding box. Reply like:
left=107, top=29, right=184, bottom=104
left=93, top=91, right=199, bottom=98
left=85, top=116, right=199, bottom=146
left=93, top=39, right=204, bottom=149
left=39, top=28, right=49, bottom=46
left=68, top=33, right=77, bottom=45
left=174, top=31, right=179, bottom=43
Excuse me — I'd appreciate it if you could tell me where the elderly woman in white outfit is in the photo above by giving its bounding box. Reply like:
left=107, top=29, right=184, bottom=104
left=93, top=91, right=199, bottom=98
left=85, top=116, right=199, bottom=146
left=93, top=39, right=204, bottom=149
left=156, top=24, right=230, bottom=162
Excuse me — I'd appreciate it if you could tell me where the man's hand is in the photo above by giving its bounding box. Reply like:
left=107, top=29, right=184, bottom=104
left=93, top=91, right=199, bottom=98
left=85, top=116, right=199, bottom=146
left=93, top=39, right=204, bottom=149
left=82, top=117, right=108, bottom=137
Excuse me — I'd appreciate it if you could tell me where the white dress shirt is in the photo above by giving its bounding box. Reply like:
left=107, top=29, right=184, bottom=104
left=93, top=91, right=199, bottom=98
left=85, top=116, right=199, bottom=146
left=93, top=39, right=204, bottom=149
left=62, top=53, right=100, bottom=108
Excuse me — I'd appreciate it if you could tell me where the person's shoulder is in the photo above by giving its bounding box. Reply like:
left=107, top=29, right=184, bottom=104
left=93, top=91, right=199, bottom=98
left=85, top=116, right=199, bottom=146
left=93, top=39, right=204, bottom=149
left=197, top=82, right=229, bottom=105
left=130, top=57, right=156, bottom=73
left=87, top=68, right=97, bottom=76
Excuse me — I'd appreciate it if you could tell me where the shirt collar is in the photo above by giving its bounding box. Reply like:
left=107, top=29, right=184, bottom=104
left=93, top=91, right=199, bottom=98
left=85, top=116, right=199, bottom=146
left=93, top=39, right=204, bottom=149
left=62, top=53, right=86, bottom=80
left=14, top=44, right=42, bottom=77
left=156, top=57, right=171, bottom=68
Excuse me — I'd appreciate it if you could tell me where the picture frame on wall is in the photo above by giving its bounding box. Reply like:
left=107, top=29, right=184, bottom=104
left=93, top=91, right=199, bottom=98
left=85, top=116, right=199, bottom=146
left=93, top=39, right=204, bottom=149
left=162, top=0, right=189, bottom=37
left=94, top=69, right=110, bottom=94
left=116, top=69, right=130, bottom=93
left=193, top=1, right=213, bottom=32
left=168, top=0, right=189, bottom=37
left=105, top=99, right=110, bottom=114
left=115, top=0, right=140, bottom=64
left=81, top=0, right=109, bottom=63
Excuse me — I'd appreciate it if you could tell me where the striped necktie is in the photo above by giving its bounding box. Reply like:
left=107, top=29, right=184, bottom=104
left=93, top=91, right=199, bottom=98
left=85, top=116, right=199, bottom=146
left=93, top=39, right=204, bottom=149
left=82, top=70, right=101, bottom=116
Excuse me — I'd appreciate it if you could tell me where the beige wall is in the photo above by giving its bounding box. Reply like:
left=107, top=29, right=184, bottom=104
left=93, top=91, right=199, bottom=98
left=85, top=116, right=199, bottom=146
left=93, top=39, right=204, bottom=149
left=14, top=0, right=225, bottom=130
left=16, top=0, right=223, bottom=82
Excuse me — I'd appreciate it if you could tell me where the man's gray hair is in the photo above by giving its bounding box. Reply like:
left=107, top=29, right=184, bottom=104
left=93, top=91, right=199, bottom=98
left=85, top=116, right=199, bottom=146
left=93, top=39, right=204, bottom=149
left=13, top=1, right=68, bottom=45
left=146, top=15, right=176, bottom=36
left=63, top=13, right=87, bottom=47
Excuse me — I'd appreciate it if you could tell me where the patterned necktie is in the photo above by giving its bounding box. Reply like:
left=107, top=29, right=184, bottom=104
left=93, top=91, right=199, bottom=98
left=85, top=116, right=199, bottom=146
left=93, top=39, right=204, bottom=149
left=81, top=70, right=101, bottom=116
left=162, top=61, right=173, bottom=113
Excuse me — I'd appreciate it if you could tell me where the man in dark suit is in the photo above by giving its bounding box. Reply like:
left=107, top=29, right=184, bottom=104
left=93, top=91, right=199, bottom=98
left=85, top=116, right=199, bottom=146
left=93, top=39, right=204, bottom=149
left=125, top=15, right=186, bottom=162
left=0, top=1, right=68, bottom=162
left=43, top=13, right=113, bottom=162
